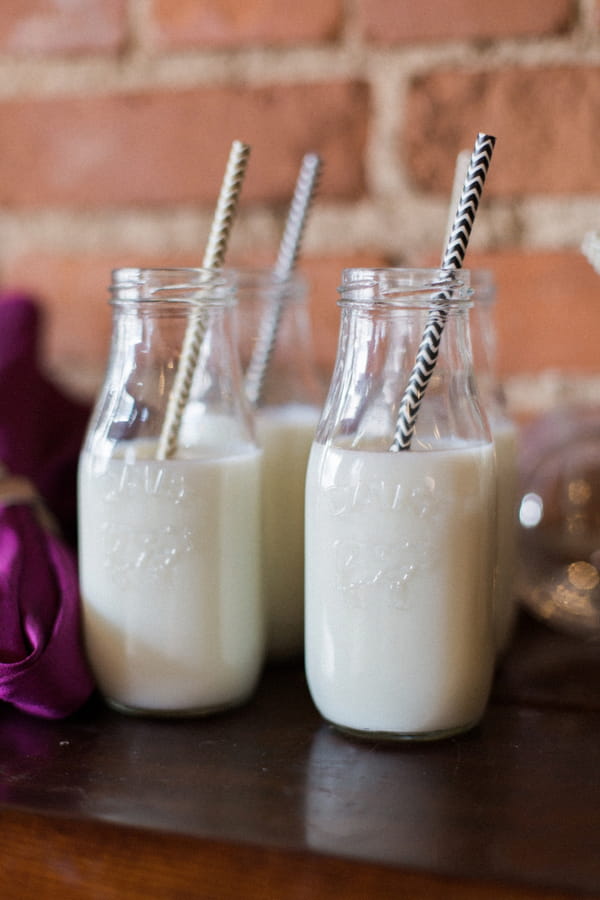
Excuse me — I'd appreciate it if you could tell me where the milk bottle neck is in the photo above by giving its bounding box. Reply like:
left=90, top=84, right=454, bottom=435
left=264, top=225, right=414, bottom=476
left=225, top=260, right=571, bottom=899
left=85, top=267, right=256, bottom=456
left=232, top=267, right=324, bottom=410
left=316, top=267, right=490, bottom=450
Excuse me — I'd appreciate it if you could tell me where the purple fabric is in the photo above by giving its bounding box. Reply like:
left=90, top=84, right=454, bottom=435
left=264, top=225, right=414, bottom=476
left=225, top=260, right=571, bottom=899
left=0, top=292, right=95, bottom=718
left=0, top=504, right=95, bottom=717
left=0, top=292, right=90, bottom=545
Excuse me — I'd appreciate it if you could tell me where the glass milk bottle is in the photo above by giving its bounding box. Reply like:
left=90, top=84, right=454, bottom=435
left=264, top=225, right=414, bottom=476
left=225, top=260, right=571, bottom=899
left=78, top=268, right=264, bottom=716
left=471, top=270, right=519, bottom=657
left=305, top=268, right=496, bottom=741
left=236, top=268, right=324, bottom=660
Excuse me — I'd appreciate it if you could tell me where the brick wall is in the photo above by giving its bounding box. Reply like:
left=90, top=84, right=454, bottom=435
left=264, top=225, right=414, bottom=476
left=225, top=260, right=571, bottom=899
left=0, top=0, right=599, bottom=415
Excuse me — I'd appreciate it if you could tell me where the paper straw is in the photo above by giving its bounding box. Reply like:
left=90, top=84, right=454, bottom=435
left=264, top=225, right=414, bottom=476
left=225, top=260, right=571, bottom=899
left=156, top=140, right=251, bottom=460
left=244, top=152, right=322, bottom=407
left=443, top=148, right=471, bottom=251
left=390, top=132, right=496, bottom=452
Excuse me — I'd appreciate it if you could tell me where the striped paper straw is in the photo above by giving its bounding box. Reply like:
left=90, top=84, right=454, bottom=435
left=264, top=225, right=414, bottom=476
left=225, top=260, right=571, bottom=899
left=244, top=152, right=322, bottom=407
left=390, top=132, right=496, bottom=452
left=156, top=140, right=251, bottom=460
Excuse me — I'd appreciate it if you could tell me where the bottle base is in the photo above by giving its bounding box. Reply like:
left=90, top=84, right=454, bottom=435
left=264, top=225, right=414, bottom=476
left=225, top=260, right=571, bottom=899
left=104, top=694, right=249, bottom=719
left=327, top=716, right=481, bottom=743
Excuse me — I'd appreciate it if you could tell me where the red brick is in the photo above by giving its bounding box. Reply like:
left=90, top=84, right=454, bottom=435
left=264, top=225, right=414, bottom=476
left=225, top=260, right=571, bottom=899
left=405, top=67, right=600, bottom=196
left=478, top=251, right=600, bottom=377
left=456, top=250, right=600, bottom=377
left=0, top=0, right=127, bottom=55
left=148, top=0, right=343, bottom=49
left=359, top=0, right=575, bottom=44
left=0, top=83, right=368, bottom=210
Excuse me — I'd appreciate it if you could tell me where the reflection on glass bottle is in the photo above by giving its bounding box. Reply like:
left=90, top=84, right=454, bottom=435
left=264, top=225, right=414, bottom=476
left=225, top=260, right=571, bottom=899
left=517, top=406, right=600, bottom=638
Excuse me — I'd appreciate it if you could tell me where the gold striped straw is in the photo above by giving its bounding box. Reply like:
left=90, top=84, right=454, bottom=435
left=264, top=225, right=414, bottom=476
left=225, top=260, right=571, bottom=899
left=156, top=140, right=251, bottom=460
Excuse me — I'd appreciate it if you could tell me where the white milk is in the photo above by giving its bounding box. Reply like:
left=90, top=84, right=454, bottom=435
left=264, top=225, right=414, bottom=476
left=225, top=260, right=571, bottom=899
left=491, top=420, right=519, bottom=656
left=78, top=441, right=263, bottom=715
left=256, top=404, right=319, bottom=659
left=305, top=440, right=496, bottom=739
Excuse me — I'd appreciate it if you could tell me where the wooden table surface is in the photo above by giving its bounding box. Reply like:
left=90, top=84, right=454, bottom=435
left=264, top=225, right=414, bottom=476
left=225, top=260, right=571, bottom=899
left=1, top=612, right=599, bottom=899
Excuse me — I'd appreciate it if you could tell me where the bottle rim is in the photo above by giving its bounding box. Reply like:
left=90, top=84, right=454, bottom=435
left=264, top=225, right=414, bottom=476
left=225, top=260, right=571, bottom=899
left=338, top=267, right=473, bottom=307
left=109, top=267, right=235, bottom=305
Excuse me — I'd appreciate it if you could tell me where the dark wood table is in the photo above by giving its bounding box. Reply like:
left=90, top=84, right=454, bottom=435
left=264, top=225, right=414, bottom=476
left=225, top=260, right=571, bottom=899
left=1, top=612, right=599, bottom=899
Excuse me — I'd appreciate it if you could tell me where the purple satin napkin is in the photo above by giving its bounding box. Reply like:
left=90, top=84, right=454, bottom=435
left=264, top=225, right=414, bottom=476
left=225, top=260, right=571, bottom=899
left=0, top=291, right=95, bottom=718
left=0, top=503, right=95, bottom=718
left=0, top=291, right=90, bottom=545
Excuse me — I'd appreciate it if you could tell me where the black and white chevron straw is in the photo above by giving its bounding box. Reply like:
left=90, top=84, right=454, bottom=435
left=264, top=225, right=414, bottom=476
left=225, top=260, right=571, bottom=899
left=390, top=132, right=496, bottom=452
left=244, top=152, right=322, bottom=407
